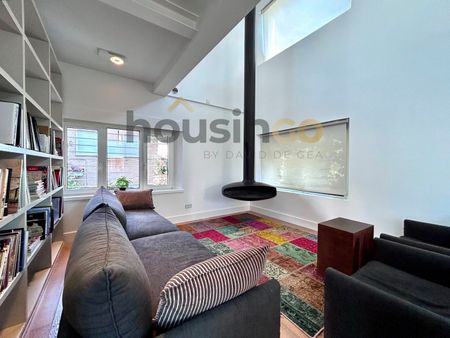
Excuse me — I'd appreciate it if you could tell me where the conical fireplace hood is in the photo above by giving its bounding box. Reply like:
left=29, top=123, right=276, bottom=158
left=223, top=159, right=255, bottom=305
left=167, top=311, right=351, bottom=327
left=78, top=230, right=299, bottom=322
left=222, top=8, right=277, bottom=201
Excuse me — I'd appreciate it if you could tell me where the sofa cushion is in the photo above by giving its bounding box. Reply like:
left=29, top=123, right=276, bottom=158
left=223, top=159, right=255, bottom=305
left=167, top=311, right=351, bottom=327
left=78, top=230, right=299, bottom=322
left=83, top=186, right=127, bottom=227
left=63, top=206, right=152, bottom=338
left=353, top=261, right=450, bottom=318
left=131, top=231, right=215, bottom=317
left=155, top=246, right=269, bottom=329
left=116, top=189, right=155, bottom=210
left=124, top=209, right=178, bottom=240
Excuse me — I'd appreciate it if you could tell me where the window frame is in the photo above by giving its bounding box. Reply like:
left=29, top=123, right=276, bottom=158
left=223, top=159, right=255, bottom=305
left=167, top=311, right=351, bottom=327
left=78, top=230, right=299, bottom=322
left=258, top=0, right=352, bottom=62
left=65, top=125, right=101, bottom=195
left=144, top=135, right=175, bottom=188
left=106, top=127, right=141, bottom=190
left=64, top=120, right=177, bottom=195
left=259, top=118, right=350, bottom=198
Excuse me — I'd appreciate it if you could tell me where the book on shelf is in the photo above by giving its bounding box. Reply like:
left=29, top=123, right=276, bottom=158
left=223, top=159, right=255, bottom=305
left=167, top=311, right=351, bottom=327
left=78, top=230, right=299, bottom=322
left=48, top=130, right=62, bottom=157
left=0, top=228, right=25, bottom=292
left=27, top=207, right=53, bottom=239
left=0, top=101, right=21, bottom=147
left=0, top=159, right=23, bottom=216
left=26, top=206, right=53, bottom=258
left=0, top=168, right=11, bottom=219
left=52, top=196, right=62, bottom=226
left=55, top=135, right=63, bottom=156
left=27, top=114, right=40, bottom=152
left=51, top=167, right=63, bottom=189
left=26, top=114, right=52, bottom=153
left=37, top=125, right=52, bottom=154
left=27, top=166, right=48, bottom=199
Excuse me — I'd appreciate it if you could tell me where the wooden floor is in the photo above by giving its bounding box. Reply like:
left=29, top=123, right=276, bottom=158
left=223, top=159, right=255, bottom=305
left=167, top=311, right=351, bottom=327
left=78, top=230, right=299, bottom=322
left=21, top=244, right=71, bottom=338
left=23, top=212, right=324, bottom=338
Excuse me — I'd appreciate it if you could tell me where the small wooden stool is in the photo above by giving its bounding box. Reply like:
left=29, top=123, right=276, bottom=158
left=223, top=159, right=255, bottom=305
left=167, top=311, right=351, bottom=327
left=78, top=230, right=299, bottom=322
left=317, top=217, right=374, bottom=276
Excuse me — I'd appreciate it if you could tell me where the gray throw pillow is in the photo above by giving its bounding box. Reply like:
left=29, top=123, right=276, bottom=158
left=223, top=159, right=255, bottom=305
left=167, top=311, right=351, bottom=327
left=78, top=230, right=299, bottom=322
left=83, top=186, right=127, bottom=226
left=155, top=245, right=269, bottom=329
left=64, top=206, right=152, bottom=337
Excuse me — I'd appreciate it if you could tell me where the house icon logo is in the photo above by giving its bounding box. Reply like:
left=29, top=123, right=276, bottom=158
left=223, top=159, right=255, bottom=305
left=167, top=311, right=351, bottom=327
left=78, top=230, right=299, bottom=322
left=168, top=97, right=194, bottom=113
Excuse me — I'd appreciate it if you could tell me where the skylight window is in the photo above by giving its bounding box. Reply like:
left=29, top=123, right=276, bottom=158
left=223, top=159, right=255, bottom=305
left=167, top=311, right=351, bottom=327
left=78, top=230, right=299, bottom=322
left=261, top=0, right=351, bottom=61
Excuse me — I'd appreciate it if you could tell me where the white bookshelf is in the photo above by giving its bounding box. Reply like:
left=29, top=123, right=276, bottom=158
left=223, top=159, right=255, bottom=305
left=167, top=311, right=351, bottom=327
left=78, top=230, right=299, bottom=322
left=0, top=0, right=64, bottom=335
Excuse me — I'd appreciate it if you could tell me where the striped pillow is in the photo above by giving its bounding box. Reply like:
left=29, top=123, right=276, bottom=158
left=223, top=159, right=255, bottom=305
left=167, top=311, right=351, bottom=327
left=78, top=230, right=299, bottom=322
left=154, top=245, right=269, bottom=329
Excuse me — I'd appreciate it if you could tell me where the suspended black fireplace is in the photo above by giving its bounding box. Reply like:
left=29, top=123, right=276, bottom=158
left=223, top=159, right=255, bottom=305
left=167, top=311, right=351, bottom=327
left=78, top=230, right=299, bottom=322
left=222, top=8, right=277, bottom=202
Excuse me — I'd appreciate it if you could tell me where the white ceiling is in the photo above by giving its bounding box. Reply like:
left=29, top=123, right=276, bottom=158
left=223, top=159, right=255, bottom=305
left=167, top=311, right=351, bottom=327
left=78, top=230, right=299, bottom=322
left=36, top=0, right=259, bottom=95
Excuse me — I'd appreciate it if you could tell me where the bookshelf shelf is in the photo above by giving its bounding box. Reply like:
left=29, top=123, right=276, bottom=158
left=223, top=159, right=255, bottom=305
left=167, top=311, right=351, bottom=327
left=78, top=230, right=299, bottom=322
left=24, top=37, right=49, bottom=81
left=0, top=209, right=25, bottom=230
left=0, top=66, right=24, bottom=95
left=0, top=271, right=25, bottom=307
left=0, top=1, right=23, bottom=35
left=50, top=82, right=63, bottom=103
left=0, top=1, right=64, bottom=333
left=26, top=238, right=47, bottom=266
left=25, top=149, right=62, bottom=160
left=26, top=186, right=63, bottom=211
left=0, top=144, right=26, bottom=155
left=0, top=145, right=63, bottom=162
left=52, top=120, right=63, bottom=132
left=25, top=92, right=50, bottom=120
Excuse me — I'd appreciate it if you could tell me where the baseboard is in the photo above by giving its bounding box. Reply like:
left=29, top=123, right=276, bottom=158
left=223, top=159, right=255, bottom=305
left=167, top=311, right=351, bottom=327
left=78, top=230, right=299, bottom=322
left=250, top=205, right=318, bottom=231
left=166, top=205, right=250, bottom=224
left=63, top=231, right=77, bottom=245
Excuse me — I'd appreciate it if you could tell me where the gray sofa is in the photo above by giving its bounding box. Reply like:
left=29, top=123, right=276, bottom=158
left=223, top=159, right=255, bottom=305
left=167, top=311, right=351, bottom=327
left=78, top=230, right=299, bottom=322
left=59, top=187, right=281, bottom=338
left=325, top=238, right=450, bottom=338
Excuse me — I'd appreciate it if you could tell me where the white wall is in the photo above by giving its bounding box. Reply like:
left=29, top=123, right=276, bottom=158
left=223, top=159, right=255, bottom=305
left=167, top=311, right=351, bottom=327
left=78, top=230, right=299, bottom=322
left=171, top=20, right=244, bottom=111
left=61, top=62, right=248, bottom=237
left=252, top=0, right=450, bottom=235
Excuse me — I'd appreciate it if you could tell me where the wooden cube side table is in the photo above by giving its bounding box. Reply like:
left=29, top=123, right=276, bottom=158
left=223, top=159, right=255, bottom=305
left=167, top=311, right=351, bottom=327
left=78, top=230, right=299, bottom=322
left=317, top=217, right=374, bottom=276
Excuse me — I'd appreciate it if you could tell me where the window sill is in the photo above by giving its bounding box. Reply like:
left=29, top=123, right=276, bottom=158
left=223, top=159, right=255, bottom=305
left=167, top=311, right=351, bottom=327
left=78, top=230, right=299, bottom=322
left=64, top=188, right=185, bottom=202
left=276, top=187, right=348, bottom=200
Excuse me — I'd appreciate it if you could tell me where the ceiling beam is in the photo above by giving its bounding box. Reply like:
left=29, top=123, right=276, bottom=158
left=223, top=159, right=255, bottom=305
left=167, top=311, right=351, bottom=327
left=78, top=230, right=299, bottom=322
left=152, top=0, right=260, bottom=96
left=98, top=0, right=198, bottom=39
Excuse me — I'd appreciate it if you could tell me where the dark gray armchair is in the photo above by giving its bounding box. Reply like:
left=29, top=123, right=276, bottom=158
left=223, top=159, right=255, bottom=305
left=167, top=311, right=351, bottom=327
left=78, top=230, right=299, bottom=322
left=325, top=238, right=450, bottom=338
left=381, top=219, right=450, bottom=256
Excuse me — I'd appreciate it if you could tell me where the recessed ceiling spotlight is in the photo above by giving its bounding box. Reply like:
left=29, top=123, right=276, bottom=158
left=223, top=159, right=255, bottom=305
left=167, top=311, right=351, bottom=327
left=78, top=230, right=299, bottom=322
left=110, top=55, right=125, bottom=65
left=97, top=48, right=126, bottom=66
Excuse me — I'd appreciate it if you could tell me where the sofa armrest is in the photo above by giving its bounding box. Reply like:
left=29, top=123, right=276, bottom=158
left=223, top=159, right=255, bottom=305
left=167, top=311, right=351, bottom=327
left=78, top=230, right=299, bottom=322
left=404, top=219, right=450, bottom=248
left=157, top=279, right=281, bottom=338
left=325, top=268, right=450, bottom=338
left=380, top=233, right=450, bottom=256
left=373, top=238, right=450, bottom=287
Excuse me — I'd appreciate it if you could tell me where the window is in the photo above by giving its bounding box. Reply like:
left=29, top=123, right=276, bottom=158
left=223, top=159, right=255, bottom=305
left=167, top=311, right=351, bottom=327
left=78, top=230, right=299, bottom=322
left=260, top=119, right=349, bottom=196
left=147, top=136, right=170, bottom=186
left=65, top=121, right=178, bottom=194
left=107, top=129, right=140, bottom=189
left=67, top=128, right=98, bottom=190
left=261, top=0, right=351, bottom=61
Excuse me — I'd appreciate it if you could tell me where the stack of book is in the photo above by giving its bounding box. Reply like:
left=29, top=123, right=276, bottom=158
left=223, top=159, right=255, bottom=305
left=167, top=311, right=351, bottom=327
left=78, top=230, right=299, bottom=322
left=27, top=166, right=48, bottom=199
left=0, top=159, right=23, bottom=219
left=0, top=101, right=21, bottom=147
left=0, top=229, right=26, bottom=292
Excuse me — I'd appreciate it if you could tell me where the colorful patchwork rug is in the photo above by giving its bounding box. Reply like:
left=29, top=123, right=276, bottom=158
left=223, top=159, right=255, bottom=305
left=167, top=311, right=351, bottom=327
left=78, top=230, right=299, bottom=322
left=177, top=213, right=324, bottom=337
